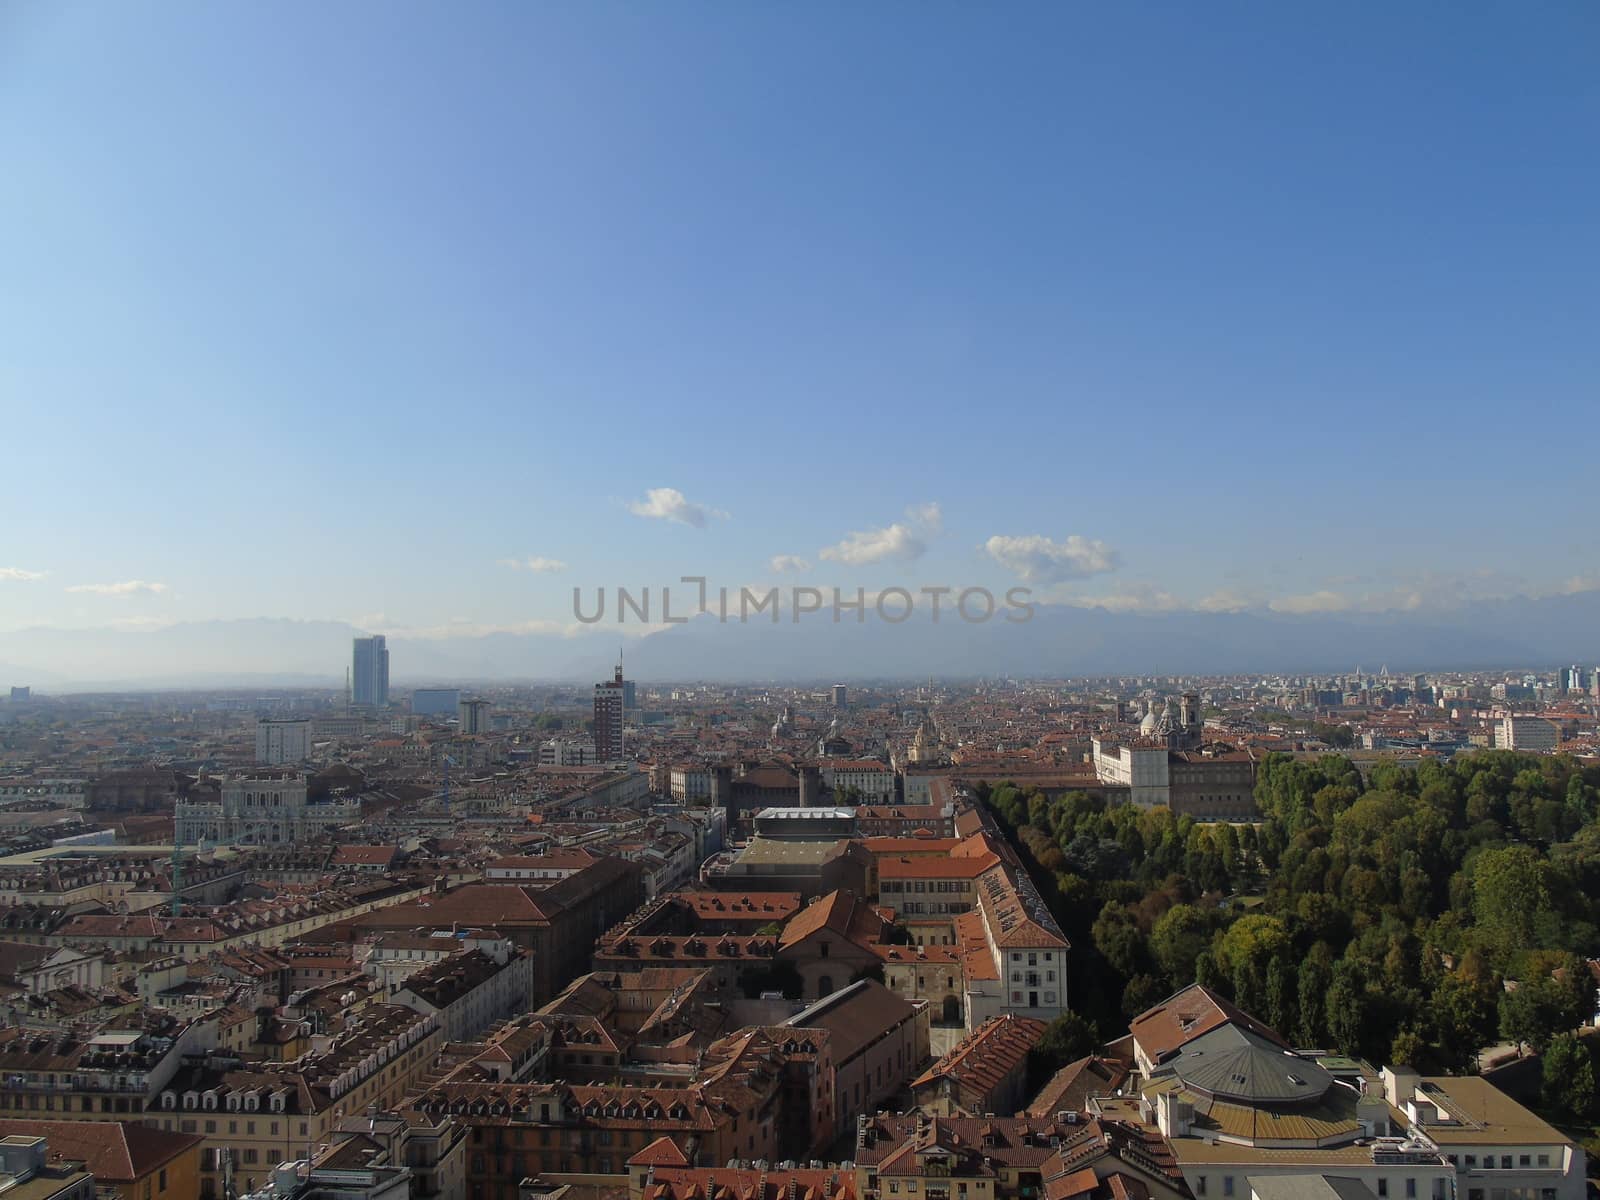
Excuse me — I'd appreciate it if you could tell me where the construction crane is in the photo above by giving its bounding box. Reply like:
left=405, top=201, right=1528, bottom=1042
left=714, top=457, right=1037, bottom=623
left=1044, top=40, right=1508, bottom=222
left=170, top=843, right=183, bottom=918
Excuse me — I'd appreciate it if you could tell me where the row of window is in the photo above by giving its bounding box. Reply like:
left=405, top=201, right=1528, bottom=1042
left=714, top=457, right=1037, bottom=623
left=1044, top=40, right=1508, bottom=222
left=1449, top=1155, right=1553, bottom=1170
left=882, top=881, right=970, bottom=893
left=184, top=1119, right=306, bottom=1138
left=1009, top=991, right=1058, bottom=1005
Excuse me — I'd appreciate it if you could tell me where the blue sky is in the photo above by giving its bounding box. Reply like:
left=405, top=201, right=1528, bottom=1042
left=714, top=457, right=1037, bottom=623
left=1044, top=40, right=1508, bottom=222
left=2, top=1, right=1597, bottom=638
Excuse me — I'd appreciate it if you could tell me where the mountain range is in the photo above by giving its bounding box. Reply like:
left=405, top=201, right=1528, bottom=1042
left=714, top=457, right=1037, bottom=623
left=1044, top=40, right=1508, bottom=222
left=3, top=590, right=1598, bottom=690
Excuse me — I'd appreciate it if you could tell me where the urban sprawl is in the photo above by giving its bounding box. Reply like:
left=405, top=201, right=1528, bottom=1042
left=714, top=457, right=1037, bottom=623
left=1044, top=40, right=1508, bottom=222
left=0, top=645, right=1597, bottom=1200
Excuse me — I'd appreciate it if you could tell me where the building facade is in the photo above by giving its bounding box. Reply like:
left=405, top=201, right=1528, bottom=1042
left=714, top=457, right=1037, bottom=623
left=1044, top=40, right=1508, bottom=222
left=254, top=719, right=310, bottom=766
left=594, top=666, right=626, bottom=762
left=352, top=636, right=390, bottom=709
left=175, top=774, right=360, bottom=847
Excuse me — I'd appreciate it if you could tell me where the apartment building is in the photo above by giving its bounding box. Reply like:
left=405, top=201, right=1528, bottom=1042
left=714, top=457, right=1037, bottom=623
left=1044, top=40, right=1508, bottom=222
left=911, top=1014, right=1043, bottom=1117
left=0, top=1020, right=215, bottom=1123
left=152, top=1005, right=444, bottom=1199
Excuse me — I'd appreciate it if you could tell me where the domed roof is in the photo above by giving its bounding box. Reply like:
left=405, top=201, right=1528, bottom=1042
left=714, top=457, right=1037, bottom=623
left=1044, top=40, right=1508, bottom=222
left=1139, top=707, right=1160, bottom=734
left=1169, top=1024, right=1333, bottom=1106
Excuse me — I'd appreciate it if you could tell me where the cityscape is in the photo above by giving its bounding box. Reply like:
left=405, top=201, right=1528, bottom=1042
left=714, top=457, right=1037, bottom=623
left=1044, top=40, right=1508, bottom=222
left=3, top=4, right=1598, bottom=1200
left=0, top=647, right=1597, bottom=1200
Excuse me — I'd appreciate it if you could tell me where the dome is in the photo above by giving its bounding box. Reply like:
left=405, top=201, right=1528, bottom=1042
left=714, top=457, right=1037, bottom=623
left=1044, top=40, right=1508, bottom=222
left=1170, top=1025, right=1333, bottom=1106
left=1139, top=708, right=1160, bottom=734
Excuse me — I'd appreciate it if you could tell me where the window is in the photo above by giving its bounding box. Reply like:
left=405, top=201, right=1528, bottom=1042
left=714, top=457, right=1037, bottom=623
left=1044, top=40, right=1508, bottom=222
left=1518, top=1158, right=1530, bottom=1169
left=159, top=1170, right=168, bottom=1193
left=1536, top=1156, right=1549, bottom=1169
left=1223, top=1180, right=1234, bottom=1197
left=1500, top=1158, right=1512, bottom=1171
left=1378, top=1181, right=1387, bottom=1198
left=1406, top=1181, right=1416, bottom=1199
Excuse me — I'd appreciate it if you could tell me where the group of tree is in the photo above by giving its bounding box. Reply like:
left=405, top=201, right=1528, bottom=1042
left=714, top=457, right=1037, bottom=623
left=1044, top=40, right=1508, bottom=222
left=980, top=750, right=1600, bottom=1074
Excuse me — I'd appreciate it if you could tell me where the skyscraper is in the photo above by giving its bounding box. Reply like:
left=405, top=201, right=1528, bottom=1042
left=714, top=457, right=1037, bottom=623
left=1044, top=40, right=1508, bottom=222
left=832, top=683, right=848, bottom=708
left=593, top=663, right=625, bottom=762
left=352, top=635, right=390, bottom=708
left=458, top=698, right=491, bottom=735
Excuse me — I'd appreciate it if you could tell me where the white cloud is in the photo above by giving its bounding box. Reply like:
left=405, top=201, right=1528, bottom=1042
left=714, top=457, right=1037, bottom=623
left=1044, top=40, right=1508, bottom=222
left=1269, top=590, right=1353, bottom=614
left=769, top=555, right=811, bottom=573
left=816, top=501, right=944, bottom=567
left=1056, top=584, right=1185, bottom=613
left=1195, top=589, right=1263, bottom=613
left=627, top=487, right=726, bottom=528
left=820, top=522, right=926, bottom=565
left=499, top=556, right=569, bottom=573
left=0, top=568, right=46, bottom=582
left=906, top=501, right=943, bottom=535
left=982, top=534, right=1119, bottom=583
left=65, top=580, right=169, bottom=597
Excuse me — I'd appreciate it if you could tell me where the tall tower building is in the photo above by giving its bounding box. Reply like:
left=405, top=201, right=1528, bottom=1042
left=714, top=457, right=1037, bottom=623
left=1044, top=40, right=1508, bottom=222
left=352, top=635, right=390, bottom=708
left=458, top=698, right=491, bottom=735
left=593, top=663, right=625, bottom=762
left=832, top=683, right=848, bottom=709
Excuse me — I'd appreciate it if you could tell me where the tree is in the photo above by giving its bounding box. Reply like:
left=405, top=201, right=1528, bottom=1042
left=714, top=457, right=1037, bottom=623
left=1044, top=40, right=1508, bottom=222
left=1501, top=973, right=1588, bottom=1052
left=1297, top=947, right=1334, bottom=1046
left=1233, top=960, right=1265, bottom=1018
left=1473, top=846, right=1558, bottom=953
left=1092, top=903, right=1149, bottom=979
left=1390, top=1028, right=1426, bottom=1069
left=1028, top=1011, right=1098, bottom=1091
left=1194, top=951, right=1225, bottom=993
left=1325, top=964, right=1367, bottom=1057
left=1150, top=904, right=1212, bottom=986
left=1121, top=973, right=1169, bottom=1019
left=1265, top=954, right=1297, bottom=1038
left=1212, top=914, right=1291, bottom=981
left=1542, top=1033, right=1597, bottom=1122
left=1431, top=968, right=1498, bottom=1072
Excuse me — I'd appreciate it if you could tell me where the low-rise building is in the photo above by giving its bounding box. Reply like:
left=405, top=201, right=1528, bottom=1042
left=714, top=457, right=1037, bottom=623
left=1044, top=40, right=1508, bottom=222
left=784, top=979, right=929, bottom=1132
left=0, top=1120, right=203, bottom=1200
left=912, top=1014, right=1044, bottom=1116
